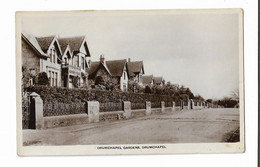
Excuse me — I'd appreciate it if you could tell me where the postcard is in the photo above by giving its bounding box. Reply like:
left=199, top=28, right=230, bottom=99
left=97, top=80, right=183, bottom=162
left=16, top=9, right=244, bottom=155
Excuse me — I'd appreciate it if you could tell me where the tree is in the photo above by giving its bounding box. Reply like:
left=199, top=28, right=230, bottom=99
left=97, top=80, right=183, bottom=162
left=22, top=66, right=30, bottom=87
left=231, top=89, right=239, bottom=102
left=206, top=99, right=212, bottom=103
left=37, top=72, right=49, bottom=86
left=218, top=97, right=238, bottom=108
left=194, top=94, right=205, bottom=101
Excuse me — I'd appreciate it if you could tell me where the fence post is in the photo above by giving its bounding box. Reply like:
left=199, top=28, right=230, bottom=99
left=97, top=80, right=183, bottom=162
left=145, top=101, right=151, bottom=115
left=191, top=99, right=194, bottom=109
left=172, top=101, right=175, bottom=112
left=122, top=101, right=131, bottom=119
left=188, top=99, right=190, bottom=109
left=180, top=100, right=183, bottom=110
left=161, top=101, right=165, bottom=112
left=87, top=101, right=99, bottom=123
left=30, top=92, right=44, bottom=130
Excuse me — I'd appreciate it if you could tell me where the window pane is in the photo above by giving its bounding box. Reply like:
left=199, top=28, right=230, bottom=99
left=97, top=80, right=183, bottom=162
left=52, top=72, right=54, bottom=86
left=81, top=57, right=84, bottom=69
left=55, top=72, right=58, bottom=86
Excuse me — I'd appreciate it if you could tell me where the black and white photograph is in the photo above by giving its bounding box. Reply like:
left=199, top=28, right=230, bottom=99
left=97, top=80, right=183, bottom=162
left=16, top=9, right=244, bottom=155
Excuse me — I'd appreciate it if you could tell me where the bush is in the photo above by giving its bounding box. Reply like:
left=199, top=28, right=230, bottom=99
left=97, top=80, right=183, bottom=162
left=37, top=72, right=49, bottom=86
left=72, top=76, right=80, bottom=88
left=145, top=85, right=152, bottom=93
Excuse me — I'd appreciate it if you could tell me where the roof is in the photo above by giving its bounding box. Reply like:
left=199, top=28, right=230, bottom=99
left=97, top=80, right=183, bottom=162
left=86, top=61, right=100, bottom=78
left=86, top=61, right=111, bottom=79
left=153, top=77, right=163, bottom=84
left=87, top=59, right=127, bottom=79
left=58, top=39, right=70, bottom=54
left=143, top=75, right=153, bottom=85
left=36, top=36, right=56, bottom=52
left=21, top=33, right=48, bottom=58
left=126, top=61, right=144, bottom=77
left=58, top=36, right=85, bottom=52
left=106, top=59, right=127, bottom=77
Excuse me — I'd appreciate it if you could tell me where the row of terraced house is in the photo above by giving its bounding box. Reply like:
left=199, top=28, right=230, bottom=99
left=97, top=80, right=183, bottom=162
left=21, top=33, right=165, bottom=91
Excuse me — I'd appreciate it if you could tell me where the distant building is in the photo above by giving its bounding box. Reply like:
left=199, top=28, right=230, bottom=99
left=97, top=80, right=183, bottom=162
left=126, top=59, right=145, bottom=86
left=142, top=75, right=154, bottom=86
left=58, top=36, right=91, bottom=88
left=87, top=55, right=128, bottom=91
left=153, top=76, right=164, bottom=86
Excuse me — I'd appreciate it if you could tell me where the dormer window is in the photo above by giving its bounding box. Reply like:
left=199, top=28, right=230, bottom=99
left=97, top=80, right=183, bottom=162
left=74, top=55, right=79, bottom=67
left=64, top=57, right=68, bottom=65
left=52, top=48, right=56, bottom=64
left=49, top=47, right=56, bottom=64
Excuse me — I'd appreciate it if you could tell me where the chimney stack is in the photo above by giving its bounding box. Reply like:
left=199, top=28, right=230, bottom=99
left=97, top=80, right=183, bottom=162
left=100, top=54, right=105, bottom=63
left=128, top=58, right=131, bottom=62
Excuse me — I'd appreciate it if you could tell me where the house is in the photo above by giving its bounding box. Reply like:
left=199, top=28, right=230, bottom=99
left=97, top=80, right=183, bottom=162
left=87, top=55, right=128, bottom=91
left=36, top=35, right=63, bottom=87
left=58, top=36, right=91, bottom=88
left=142, top=75, right=154, bottom=86
left=21, top=33, right=92, bottom=88
left=126, top=59, right=145, bottom=86
left=153, top=76, right=164, bottom=86
left=21, top=33, right=63, bottom=87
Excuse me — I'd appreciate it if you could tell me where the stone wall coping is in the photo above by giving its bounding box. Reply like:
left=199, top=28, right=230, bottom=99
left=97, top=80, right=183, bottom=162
left=100, top=111, right=124, bottom=115
left=43, top=113, right=88, bottom=120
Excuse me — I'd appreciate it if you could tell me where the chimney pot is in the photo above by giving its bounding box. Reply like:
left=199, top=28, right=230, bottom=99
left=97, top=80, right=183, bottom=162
left=100, top=54, right=105, bottom=63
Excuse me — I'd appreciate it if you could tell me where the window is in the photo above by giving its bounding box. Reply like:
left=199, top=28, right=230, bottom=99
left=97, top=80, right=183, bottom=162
left=29, top=78, right=33, bottom=86
left=55, top=72, right=58, bottom=86
left=49, top=71, right=51, bottom=85
left=64, top=57, right=68, bottom=65
left=50, top=48, right=56, bottom=63
left=50, top=51, right=52, bottom=63
left=124, top=72, right=126, bottom=80
left=52, top=72, right=54, bottom=86
left=123, top=84, right=126, bottom=92
left=53, top=48, right=56, bottom=64
left=81, top=57, right=84, bottom=69
left=74, top=55, right=79, bottom=67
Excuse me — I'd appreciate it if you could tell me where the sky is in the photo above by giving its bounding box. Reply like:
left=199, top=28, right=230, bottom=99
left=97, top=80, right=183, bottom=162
left=20, top=10, right=241, bottom=100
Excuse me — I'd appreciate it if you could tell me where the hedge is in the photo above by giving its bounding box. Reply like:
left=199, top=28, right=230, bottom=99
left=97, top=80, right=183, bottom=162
left=24, top=86, right=175, bottom=105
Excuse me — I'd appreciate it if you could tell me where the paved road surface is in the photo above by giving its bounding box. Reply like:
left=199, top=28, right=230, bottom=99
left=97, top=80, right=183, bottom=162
left=23, top=108, right=239, bottom=146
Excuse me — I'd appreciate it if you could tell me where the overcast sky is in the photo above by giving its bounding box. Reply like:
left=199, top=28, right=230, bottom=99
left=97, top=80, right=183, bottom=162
left=21, top=10, right=241, bottom=100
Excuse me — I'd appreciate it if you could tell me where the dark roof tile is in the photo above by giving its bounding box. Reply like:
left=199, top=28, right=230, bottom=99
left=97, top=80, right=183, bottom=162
left=36, top=36, right=55, bottom=53
left=21, top=33, right=48, bottom=58
left=143, top=75, right=153, bottom=85
left=153, top=77, right=163, bottom=84
left=126, top=61, right=144, bottom=77
left=106, top=59, right=126, bottom=77
left=58, top=36, right=85, bottom=52
left=86, top=61, right=100, bottom=79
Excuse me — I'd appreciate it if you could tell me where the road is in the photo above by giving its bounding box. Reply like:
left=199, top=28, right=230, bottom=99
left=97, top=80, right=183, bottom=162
left=23, top=108, right=240, bottom=146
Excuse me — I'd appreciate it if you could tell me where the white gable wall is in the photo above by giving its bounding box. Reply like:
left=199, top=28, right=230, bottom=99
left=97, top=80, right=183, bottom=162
left=120, top=65, right=128, bottom=91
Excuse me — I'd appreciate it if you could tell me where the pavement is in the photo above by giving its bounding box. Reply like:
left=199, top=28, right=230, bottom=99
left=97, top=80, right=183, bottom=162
left=23, top=108, right=240, bottom=146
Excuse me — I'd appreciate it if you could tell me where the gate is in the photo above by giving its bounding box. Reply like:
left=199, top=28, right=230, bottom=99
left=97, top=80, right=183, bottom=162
left=22, top=93, right=36, bottom=129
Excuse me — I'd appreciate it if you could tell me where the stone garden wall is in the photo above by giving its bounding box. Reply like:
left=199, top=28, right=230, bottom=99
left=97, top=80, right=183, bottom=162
left=22, top=87, right=211, bottom=129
